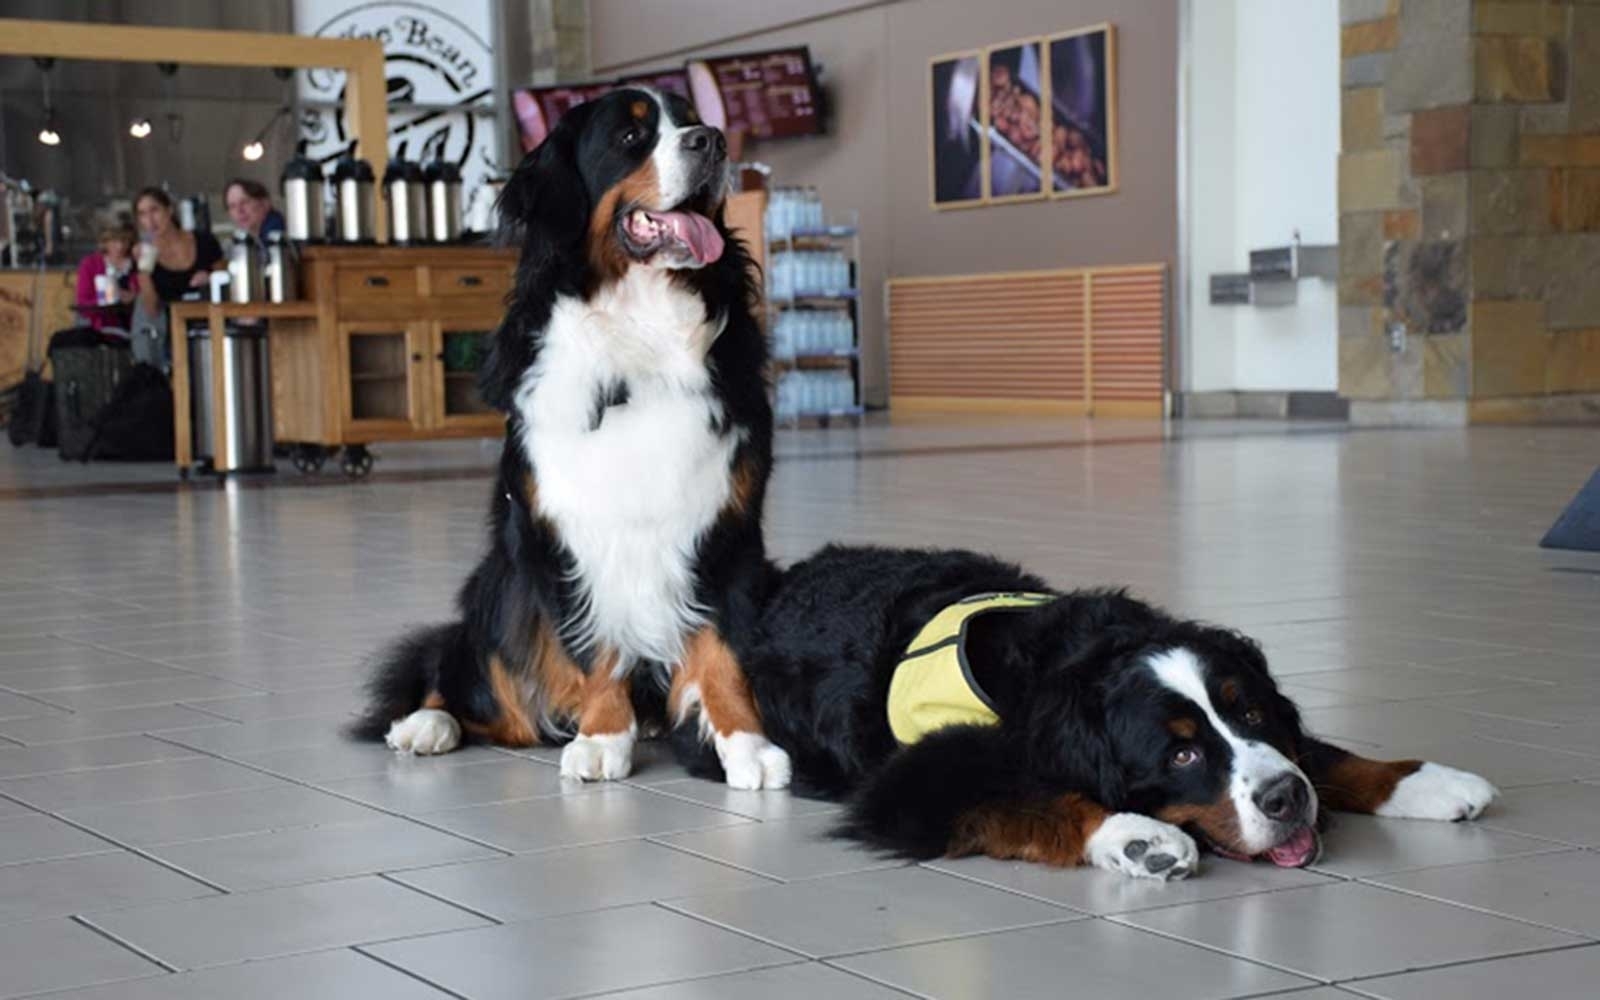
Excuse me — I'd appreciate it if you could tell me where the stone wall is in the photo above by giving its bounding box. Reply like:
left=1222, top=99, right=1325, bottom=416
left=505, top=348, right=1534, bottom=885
left=1339, top=0, right=1600, bottom=423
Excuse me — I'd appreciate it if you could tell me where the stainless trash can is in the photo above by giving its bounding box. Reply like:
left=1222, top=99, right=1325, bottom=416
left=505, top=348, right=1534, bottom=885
left=187, top=322, right=274, bottom=472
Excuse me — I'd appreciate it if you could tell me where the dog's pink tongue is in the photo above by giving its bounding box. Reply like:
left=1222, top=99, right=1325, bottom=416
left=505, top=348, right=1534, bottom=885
left=649, top=210, right=724, bottom=264
left=1265, top=827, right=1319, bottom=868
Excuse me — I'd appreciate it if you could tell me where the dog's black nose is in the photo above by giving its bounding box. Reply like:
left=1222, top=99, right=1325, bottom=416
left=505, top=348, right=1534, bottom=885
left=682, top=126, right=726, bottom=159
left=1254, top=773, right=1311, bottom=823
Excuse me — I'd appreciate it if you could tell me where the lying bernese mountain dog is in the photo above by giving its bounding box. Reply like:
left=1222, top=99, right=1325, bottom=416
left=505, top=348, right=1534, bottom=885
left=677, top=546, right=1498, bottom=879
left=354, top=89, right=791, bottom=790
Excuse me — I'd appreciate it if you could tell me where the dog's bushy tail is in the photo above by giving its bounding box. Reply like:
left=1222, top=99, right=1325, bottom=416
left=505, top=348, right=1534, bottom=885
left=347, top=622, right=469, bottom=741
left=835, top=725, right=1042, bottom=859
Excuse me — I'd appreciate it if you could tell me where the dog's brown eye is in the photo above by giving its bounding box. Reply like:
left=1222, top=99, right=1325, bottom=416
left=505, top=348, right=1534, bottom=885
left=621, top=128, right=643, bottom=146
left=1171, top=746, right=1201, bottom=768
left=1244, top=708, right=1265, bottom=727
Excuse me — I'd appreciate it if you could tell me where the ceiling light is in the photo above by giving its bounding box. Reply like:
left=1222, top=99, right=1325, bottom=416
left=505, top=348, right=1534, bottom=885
left=35, top=57, right=59, bottom=147
left=129, top=117, right=152, bottom=139
left=240, top=103, right=292, bottom=162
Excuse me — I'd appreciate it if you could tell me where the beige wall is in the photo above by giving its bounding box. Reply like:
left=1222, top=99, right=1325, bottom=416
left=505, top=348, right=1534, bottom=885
left=591, top=0, right=1179, bottom=405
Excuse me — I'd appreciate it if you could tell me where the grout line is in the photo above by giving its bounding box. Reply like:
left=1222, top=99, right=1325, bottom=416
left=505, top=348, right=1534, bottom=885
left=1333, top=939, right=1600, bottom=992
left=70, top=913, right=182, bottom=973
left=1099, top=910, right=1331, bottom=985
left=560, top=960, right=859, bottom=1000
left=351, top=946, right=476, bottom=1000
left=815, top=958, right=940, bottom=999
left=646, top=899, right=815, bottom=960
left=809, top=915, right=1092, bottom=963
left=140, top=733, right=518, bottom=856
left=1355, top=876, right=1600, bottom=942
left=20, top=801, right=235, bottom=895
left=374, top=872, right=504, bottom=926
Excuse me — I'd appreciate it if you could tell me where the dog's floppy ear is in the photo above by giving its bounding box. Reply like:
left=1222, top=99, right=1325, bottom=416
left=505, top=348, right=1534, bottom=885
left=497, top=104, right=593, bottom=252
left=478, top=107, right=595, bottom=413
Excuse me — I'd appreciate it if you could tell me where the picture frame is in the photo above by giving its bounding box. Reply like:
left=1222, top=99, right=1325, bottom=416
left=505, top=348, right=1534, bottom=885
left=1045, top=23, right=1118, bottom=199
left=983, top=37, right=1048, bottom=204
left=928, top=50, right=987, bottom=210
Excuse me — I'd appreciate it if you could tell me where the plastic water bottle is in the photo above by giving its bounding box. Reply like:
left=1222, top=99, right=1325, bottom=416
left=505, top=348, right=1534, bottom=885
left=773, top=252, right=791, bottom=299
left=776, top=371, right=795, bottom=422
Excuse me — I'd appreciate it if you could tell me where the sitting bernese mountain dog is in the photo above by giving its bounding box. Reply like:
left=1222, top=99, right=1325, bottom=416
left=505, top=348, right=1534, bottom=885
left=677, top=546, right=1498, bottom=879
left=354, top=89, right=791, bottom=790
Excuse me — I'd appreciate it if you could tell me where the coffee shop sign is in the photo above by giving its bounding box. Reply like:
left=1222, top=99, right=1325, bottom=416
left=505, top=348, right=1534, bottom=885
left=300, top=3, right=491, bottom=98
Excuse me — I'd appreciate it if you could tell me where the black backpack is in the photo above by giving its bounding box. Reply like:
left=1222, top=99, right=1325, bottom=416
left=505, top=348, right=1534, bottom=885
left=5, top=370, right=56, bottom=448
left=84, top=362, right=175, bottom=462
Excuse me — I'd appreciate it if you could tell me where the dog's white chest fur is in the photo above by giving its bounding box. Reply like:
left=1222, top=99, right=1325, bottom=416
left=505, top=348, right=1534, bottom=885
left=515, top=269, right=737, bottom=668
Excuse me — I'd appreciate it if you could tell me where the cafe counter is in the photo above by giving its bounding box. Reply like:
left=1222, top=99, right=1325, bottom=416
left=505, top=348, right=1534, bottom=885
left=0, top=268, right=75, bottom=388
left=170, top=243, right=516, bottom=476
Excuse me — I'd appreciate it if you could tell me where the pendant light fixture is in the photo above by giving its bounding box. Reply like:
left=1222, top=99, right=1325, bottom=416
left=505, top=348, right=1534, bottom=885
left=157, top=62, right=183, bottom=143
left=241, top=67, right=295, bottom=162
left=35, top=58, right=60, bottom=146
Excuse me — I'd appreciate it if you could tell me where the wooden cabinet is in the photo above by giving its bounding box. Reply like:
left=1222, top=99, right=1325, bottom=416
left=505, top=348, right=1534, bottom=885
left=171, top=245, right=515, bottom=475
left=430, top=320, right=499, bottom=430
left=286, top=245, right=513, bottom=449
left=334, top=317, right=498, bottom=436
left=339, top=321, right=427, bottom=434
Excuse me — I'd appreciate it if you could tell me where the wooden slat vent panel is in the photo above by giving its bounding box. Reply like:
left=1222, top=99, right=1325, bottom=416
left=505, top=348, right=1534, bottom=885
left=889, top=264, right=1166, bottom=412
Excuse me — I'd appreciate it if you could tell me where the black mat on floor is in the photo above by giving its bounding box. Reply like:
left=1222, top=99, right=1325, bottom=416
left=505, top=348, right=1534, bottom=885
left=1541, top=468, right=1600, bottom=552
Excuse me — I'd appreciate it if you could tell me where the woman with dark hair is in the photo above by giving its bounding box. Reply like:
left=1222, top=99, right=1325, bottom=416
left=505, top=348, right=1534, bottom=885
left=224, top=178, right=285, bottom=242
left=133, top=187, right=223, bottom=313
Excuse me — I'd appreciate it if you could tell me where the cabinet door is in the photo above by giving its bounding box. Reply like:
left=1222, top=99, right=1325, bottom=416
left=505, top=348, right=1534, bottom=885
left=429, top=320, right=503, bottom=433
left=340, top=321, right=430, bottom=436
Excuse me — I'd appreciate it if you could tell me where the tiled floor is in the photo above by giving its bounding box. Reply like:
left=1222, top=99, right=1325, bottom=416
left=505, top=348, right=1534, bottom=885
left=0, top=416, right=1598, bottom=999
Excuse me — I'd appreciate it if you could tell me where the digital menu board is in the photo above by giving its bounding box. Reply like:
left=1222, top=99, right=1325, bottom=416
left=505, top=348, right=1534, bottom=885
left=512, top=83, right=615, bottom=151
left=512, top=47, right=822, bottom=152
left=687, top=47, right=821, bottom=140
left=617, top=69, right=693, bottom=102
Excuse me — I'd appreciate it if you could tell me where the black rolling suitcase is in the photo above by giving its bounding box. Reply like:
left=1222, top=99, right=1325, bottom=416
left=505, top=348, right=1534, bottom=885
left=49, top=330, right=132, bottom=462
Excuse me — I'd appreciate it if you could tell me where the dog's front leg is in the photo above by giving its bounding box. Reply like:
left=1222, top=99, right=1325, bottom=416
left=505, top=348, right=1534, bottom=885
left=1298, top=737, right=1496, bottom=821
left=559, top=652, right=637, bottom=781
left=953, top=795, right=1199, bottom=881
left=670, top=626, right=791, bottom=790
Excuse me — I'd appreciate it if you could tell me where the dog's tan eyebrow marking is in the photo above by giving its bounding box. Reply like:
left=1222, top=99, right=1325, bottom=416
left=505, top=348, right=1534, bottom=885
left=631, top=100, right=649, bottom=119
left=1219, top=679, right=1240, bottom=706
left=1168, top=718, right=1198, bottom=739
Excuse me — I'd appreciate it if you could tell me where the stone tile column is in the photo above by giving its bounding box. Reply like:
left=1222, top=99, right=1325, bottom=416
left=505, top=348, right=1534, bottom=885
left=1338, top=0, right=1600, bottom=424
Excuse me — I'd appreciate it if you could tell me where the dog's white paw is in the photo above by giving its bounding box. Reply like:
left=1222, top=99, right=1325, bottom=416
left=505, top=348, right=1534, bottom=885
left=713, top=731, right=792, bottom=790
left=1377, top=762, right=1498, bottom=821
left=385, top=709, right=461, bottom=756
left=560, top=731, right=635, bottom=781
left=1086, top=813, right=1199, bottom=881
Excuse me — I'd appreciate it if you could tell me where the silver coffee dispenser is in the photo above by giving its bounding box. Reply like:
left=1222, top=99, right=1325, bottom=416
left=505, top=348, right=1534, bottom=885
left=226, top=230, right=264, bottom=303
left=281, top=141, right=326, bottom=242
left=383, top=157, right=428, bottom=245
left=264, top=231, right=298, bottom=303
left=331, top=141, right=376, bottom=243
left=425, top=158, right=463, bottom=243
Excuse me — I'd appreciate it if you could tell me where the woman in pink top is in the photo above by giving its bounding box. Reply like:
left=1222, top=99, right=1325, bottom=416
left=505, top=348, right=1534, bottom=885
left=74, top=221, right=140, bottom=331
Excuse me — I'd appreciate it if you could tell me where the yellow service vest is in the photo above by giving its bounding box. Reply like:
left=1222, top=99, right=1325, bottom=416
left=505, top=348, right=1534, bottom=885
left=886, top=592, right=1054, bottom=745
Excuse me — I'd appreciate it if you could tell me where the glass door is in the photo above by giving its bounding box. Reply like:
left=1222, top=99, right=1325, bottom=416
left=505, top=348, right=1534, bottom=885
left=432, top=322, right=502, bottom=431
left=342, top=323, right=425, bottom=431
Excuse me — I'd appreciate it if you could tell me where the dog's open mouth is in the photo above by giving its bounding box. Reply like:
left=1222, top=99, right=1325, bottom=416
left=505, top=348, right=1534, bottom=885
left=1206, top=826, right=1321, bottom=868
left=620, top=207, right=725, bottom=265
